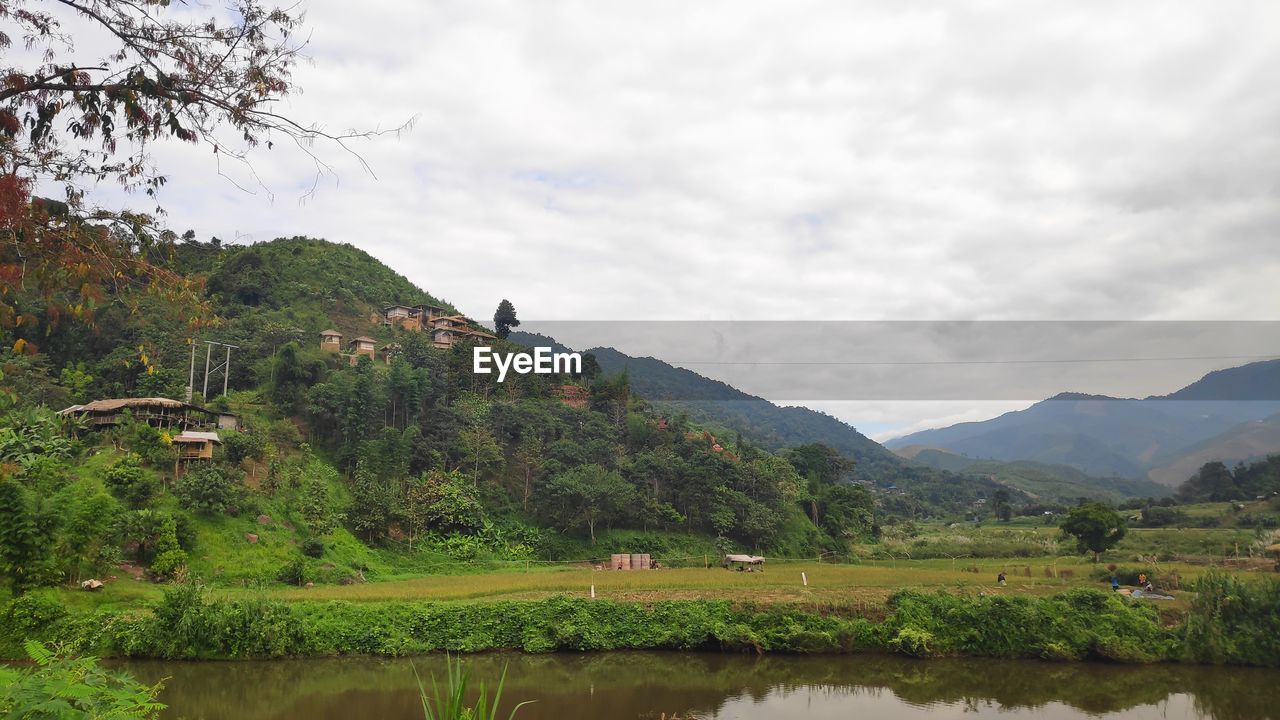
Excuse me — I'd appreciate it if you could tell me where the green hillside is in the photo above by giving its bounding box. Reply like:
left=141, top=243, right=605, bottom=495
left=897, top=447, right=1170, bottom=503
left=1, top=236, right=900, bottom=595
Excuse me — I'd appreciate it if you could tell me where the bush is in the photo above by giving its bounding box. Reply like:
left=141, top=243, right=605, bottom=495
left=4, top=591, right=68, bottom=638
left=301, top=538, right=325, bottom=558
left=221, top=428, right=267, bottom=464
left=277, top=556, right=309, bottom=586
left=174, top=465, right=247, bottom=515
left=1182, top=570, right=1280, bottom=666
left=102, top=454, right=160, bottom=509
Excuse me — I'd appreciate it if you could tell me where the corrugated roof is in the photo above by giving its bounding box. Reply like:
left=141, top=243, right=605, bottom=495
left=319, top=329, right=342, bottom=336
left=352, top=336, right=376, bottom=343
left=174, top=431, right=222, bottom=443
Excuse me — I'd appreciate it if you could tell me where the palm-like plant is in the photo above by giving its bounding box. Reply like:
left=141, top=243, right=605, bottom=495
left=415, top=655, right=532, bottom=720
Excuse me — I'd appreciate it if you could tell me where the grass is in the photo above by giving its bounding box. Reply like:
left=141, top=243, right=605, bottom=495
left=261, top=558, right=1217, bottom=616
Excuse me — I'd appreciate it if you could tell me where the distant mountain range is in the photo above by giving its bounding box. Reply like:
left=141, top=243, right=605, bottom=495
left=893, top=446, right=1170, bottom=502
left=510, top=332, right=1170, bottom=504
left=887, top=360, right=1280, bottom=486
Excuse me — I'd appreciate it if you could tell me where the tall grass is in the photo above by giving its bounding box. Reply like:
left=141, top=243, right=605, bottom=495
left=414, top=655, right=532, bottom=720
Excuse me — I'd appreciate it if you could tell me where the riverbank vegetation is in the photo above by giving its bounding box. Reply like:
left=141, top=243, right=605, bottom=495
left=4, top=570, right=1279, bottom=666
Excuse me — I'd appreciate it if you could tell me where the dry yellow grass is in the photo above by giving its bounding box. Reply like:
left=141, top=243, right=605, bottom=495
left=269, top=557, right=1217, bottom=608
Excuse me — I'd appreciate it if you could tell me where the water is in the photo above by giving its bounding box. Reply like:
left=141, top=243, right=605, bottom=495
left=114, top=652, right=1280, bottom=720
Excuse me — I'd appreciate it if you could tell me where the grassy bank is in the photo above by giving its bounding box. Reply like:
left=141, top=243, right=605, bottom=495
left=5, top=571, right=1277, bottom=666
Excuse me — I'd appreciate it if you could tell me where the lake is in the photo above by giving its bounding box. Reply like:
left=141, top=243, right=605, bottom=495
left=115, top=652, right=1280, bottom=720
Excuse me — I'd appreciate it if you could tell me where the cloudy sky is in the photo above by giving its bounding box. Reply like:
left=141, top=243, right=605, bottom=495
left=89, top=0, right=1280, bottom=437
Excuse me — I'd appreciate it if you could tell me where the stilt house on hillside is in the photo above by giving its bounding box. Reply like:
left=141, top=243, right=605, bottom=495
left=380, top=304, right=496, bottom=349
left=57, top=398, right=238, bottom=432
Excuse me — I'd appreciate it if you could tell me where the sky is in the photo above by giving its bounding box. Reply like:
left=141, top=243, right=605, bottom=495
left=75, top=0, right=1280, bottom=438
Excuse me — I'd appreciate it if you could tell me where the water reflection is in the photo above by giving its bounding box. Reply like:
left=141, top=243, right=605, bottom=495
left=112, top=652, right=1280, bottom=720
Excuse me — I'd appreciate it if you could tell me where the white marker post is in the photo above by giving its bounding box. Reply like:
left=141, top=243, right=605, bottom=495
left=591, top=584, right=596, bottom=599
left=801, top=572, right=808, bottom=587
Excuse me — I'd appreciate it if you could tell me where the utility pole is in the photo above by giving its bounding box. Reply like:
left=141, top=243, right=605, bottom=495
left=223, top=344, right=231, bottom=396
left=186, top=340, right=196, bottom=403
left=197, top=340, right=240, bottom=401
left=202, top=343, right=212, bottom=399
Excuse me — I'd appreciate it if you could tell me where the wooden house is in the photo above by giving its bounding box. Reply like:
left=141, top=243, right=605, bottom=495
left=428, top=314, right=496, bottom=349
left=349, top=336, right=377, bottom=359
left=173, top=430, right=221, bottom=460
left=58, top=397, right=223, bottom=431
left=379, top=304, right=494, bottom=350
left=319, top=329, right=343, bottom=352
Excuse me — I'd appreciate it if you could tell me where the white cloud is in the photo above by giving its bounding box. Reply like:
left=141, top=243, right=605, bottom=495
left=73, top=0, right=1280, bottom=430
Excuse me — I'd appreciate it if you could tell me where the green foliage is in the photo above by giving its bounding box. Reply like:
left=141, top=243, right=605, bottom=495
left=149, top=515, right=188, bottom=581
left=536, top=465, right=635, bottom=544
left=0, top=477, right=54, bottom=594
left=416, top=655, right=530, bottom=720
left=0, top=642, right=165, bottom=719
left=1181, top=570, right=1280, bottom=666
left=406, top=470, right=485, bottom=538
left=174, top=465, right=247, bottom=516
left=1177, top=455, right=1280, bottom=503
left=115, top=418, right=173, bottom=468
left=102, top=455, right=159, bottom=510
left=277, top=555, right=310, bottom=586
left=221, top=427, right=267, bottom=464
left=1059, top=502, right=1127, bottom=560
left=0, top=407, right=73, bottom=467
left=492, top=299, right=520, bottom=341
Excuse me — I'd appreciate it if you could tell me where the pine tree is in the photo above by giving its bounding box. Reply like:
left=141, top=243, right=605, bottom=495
left=493, top=299, right=520, bottom=340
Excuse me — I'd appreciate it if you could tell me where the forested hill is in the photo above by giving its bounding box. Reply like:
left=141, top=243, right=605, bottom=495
left=584, top=347, right=896, bottom=467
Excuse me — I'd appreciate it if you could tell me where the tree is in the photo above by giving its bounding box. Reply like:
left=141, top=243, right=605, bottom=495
left=992, top=489, right=1013, bottom=522
left=1176, top=461, right=1241, bottom=503
left=0, top=478, right=51, bottom=594
left=493, top=299, right=520, bottom=340
left=1, top=0, right=390, bottom=350
left=102, top=454, right=159, bottom=509
left=174, top=465, right=246, bottom=515
left=1059, top=502, right=1127, bottom=561
left=537, top=464, right=634, bottom=544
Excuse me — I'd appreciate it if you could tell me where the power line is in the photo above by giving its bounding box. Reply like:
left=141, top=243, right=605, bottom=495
left=665, top=353, right=1280, bottom=367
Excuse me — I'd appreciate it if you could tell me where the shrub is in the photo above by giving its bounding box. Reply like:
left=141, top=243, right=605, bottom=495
left=301, top=538, right=325, bottom=558
left=5, top=591, right=67, bottom=638
left=221, top=428, right=267, bottom=464
left=102, top=454, right=160, bottom=509
left=174, top=465, right=247, bottom=515
left=277, top=556, right=309, bottom=586
left=1182, top=570, right=1280, bottom=666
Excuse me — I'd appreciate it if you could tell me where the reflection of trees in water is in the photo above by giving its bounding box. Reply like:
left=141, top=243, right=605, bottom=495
left=113, top=652, right=1280, bottom=720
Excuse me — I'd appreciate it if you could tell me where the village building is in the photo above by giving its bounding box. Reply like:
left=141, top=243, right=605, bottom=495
left=172, top=430, right=221, bottom=461
left=319, top=329, right=343, bottom=352
left=57, top=397, right=235, bottom=431
left=378, top=304, right=496, bottom=350
left=349, top=336, right=377, bottom=359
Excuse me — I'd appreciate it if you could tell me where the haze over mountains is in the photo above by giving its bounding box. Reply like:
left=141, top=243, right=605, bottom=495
left=886, top=360, right=1280, bottom=486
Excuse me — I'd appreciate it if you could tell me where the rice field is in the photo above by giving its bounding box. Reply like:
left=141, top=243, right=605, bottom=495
left=264, top=557, right=1217, bottom=610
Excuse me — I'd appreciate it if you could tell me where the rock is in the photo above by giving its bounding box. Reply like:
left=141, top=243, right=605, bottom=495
left=81, top=579, right=104, bottom=591
left=338, top=576, right=354, bottom=585
left=304, top=582, right=314, bottom=588
left=244, top=533, right=259, bottom=543
left=257, top=514, right=272, bottom=524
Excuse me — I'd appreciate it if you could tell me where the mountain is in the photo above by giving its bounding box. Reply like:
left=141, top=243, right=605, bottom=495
left=887, top=360, right=1280, bottom=486
left=895, top=446, right=1171, bottom=502
left=581, top=346, right=902, bottom=471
